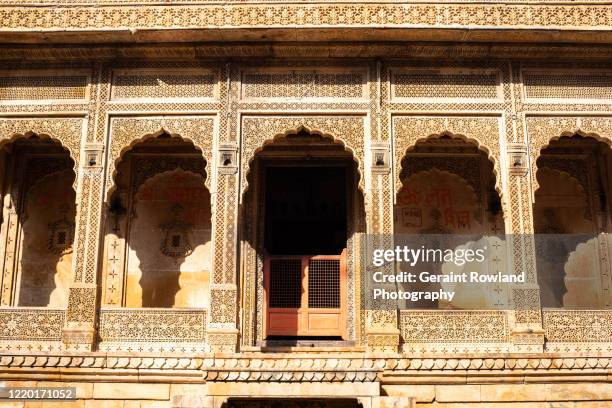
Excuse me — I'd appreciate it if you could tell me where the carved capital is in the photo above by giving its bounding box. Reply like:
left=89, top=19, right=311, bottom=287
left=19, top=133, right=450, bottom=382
left=83, top=142, right=105, bottom=169
left=371, top=141, right=391, bottom=174
left=507, top=143, right=529, bottom=176
left=218, top=142, right=238, bottom=175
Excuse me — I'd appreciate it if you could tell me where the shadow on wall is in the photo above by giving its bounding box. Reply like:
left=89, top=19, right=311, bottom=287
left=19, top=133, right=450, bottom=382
left=18, top=168, right=76, bottom=307
left=126, top=169, right=211, bottom=308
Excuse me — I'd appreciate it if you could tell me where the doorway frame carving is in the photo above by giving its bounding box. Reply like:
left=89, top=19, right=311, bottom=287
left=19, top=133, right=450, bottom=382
left=239, top=114, right=367, bottom=346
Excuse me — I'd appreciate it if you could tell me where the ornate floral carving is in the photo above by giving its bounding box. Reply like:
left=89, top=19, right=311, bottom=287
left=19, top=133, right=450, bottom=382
left=1, top=3, right=610, bottom=32
left=393, top=115, right=502, bottom=197
left=108, top=116, right=215, bottom=196
left=240, top=115, right=366, bottom=196
left=0, top=309, right=65, bottom=341
left=99, top=308, right=206, bottom=343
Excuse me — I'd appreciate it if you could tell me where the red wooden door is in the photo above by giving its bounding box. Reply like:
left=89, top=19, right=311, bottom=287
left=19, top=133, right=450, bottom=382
left=264, top=249, right=346, bottom=338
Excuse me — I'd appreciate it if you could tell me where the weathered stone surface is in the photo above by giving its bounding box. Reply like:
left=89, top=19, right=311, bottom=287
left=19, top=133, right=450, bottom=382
left=435, top=385, right=481, bottom=402
left=92, top=383, right=170, bottom=400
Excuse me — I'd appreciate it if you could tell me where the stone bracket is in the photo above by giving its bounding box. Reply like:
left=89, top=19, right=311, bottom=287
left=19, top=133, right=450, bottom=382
left=507, top=143, right=528, bottom=176
left=84, top=142, right=105, bottom=169
left=371, top=141, right=391, bottom=174
left=218, top=142, right=238, bottom=175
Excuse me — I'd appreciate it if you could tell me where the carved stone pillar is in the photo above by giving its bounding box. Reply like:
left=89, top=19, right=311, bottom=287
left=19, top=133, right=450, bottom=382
left=207, top=142, right=239, bottom=352
left=366, top=141, right=400, bottom=353
left=62, top=142, right=105, bottom=351
left=506, top=143, right=545, bottom=352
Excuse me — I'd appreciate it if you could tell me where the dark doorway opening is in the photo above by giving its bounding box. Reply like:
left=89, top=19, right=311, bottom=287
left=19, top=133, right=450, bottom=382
left=264, top=166, right=347, bottom=255
left=224, top=399, right=363, bottom=408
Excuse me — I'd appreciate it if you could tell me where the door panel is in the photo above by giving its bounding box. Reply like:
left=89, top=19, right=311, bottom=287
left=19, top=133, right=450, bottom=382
left=265, top=250, right=346, bottom=338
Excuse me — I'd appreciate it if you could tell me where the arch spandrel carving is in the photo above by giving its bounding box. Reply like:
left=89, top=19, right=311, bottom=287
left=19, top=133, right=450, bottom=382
left=526, top=116, right=612, bottom=197
left=392, top=116, right=503, bottom=199
left=240, top=115, right=366, bottom=198
left=108, top=116, right=215, bottom=198
left=0, top=118, right=84, bottom=173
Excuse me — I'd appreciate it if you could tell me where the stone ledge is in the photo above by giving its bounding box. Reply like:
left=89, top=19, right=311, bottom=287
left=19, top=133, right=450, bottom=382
left=0, top=3, right=611, bottom=45
left=0, top=353, right=610, bottom=385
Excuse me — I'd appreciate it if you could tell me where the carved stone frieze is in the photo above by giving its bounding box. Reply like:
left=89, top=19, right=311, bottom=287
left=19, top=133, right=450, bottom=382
left=0, top=352, right=611, bottom=384
left=2, top=3, right=611, bottom=32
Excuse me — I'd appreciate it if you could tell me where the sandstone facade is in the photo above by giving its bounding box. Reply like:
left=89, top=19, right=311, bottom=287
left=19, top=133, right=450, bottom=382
left=0, top=1, right=611, bottom=407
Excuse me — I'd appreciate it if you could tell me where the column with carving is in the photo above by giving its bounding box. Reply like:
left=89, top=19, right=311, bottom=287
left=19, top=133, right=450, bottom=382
left=207, top=63, right=240, bottom=352
left=505, top=62, right=545, bottom=352
left=506, top=144, right=545, bottom=352
left=366, top=142, right=400, bottom=353
left=62, top=142, right=105, bottom=351
left=365, top=62, right=400, bottom=353
left=207, top=144, right=239, bottom=352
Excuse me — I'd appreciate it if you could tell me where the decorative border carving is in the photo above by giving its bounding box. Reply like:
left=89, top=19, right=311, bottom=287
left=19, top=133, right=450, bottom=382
left=526, top=115, right=612, bottom=195
left=240, top=115, right=366, bottom=196
left=98, top=308, right=207, bottom=352
left=1, top=3, right=611, bottom=31
left=1, top=352, right=611, bottom=384
left=107, top=115, right=216, bottom=196
left=392, top=115, right=502, bottom=197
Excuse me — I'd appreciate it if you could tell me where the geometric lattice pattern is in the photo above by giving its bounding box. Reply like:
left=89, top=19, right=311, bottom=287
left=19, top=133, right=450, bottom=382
left=0, top=75, right=88, bottom=100
left=524, top=71, right=612, bottom=100
left=393, top=71, right=499, bottom=99
left=269, top=259, right=302, bottom=308
left=308, top=259, right=340, bottom=309
left=242, top=71, right=365, bottom=99
left=112, top=72, right=216, bottom=99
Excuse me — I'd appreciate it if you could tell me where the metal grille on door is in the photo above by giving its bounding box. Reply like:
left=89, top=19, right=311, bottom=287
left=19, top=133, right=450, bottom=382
left=265, top=250, right=346, bottom=338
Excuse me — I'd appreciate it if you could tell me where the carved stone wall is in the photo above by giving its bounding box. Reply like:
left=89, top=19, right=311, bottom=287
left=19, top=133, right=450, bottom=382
left=239, top=115, right=367, bottom=347
left=0, top=58, right=609, bottom=359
